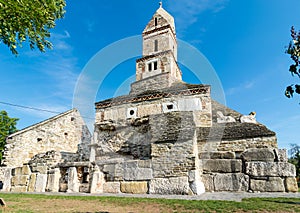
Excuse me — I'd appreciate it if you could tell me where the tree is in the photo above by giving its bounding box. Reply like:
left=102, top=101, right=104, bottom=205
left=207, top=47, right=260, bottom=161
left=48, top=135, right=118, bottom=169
left=285, top=27, right=300, bottom=98
left=288, top=143, right=300, bottom=185
left=0, top=111, right=18, bottom=162
left=0, top=0, right=66, bottom=55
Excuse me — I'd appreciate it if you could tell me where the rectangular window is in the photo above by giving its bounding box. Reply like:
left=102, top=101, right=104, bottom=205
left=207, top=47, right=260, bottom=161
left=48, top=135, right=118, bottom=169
left=148, top=63, right=152, bottom=72
left=153, top=61, right=158, bottom=70
left=155, top=17, right=158, bottom=26
left=154, top=40, right=158, bottom=52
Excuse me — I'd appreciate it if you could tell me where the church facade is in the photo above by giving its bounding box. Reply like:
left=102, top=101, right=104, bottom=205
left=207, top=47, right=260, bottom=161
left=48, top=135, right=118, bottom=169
left=91, top=5, right=298, bottom=194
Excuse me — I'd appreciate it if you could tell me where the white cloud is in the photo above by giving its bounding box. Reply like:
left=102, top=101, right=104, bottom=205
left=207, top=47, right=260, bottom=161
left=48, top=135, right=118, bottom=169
left=226, top=80, right=256, bottom=96
left=165, top=0, right=228, bottom=30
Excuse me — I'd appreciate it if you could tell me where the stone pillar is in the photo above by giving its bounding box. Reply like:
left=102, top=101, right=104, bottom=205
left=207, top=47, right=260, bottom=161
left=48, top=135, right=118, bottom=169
left=46, top=168, right=61, bottom=192
left=35, top=174, right=48, bottom=192
left=90, top=165, right=105, bottom=193
left=2, top=168, right=12, bottom=192
left=67, top=167, right=79, bottom=193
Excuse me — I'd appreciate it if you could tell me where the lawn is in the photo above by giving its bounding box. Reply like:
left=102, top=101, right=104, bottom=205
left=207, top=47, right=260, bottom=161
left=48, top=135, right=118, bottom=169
left=0, top=193, right=299, bottom=213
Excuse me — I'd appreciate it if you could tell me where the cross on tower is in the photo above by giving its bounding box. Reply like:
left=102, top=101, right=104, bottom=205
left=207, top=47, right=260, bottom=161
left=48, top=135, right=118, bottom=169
left=159, top=1, right=162, bottom=8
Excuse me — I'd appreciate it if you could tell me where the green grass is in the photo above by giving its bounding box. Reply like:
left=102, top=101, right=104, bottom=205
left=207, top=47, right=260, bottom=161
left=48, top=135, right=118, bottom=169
left=0, top=193, right=299, bottom=213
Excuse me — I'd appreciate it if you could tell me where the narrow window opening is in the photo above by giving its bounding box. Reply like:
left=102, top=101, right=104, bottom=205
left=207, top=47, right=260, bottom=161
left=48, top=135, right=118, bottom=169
left=167, top=104, right=174, bottom=110
left=155, top=17, right=158, bottom=26
left=153, top=61, right=158, bottom=70
left=148, top=63, right=152, bottom=72
left=71, top=117, right=75, bottom=121
left=154, top=40, right=158, bottom=52
left=37, top=138, right=42, bottom=142
left=130, top=110, right=135, bottom=115
left=64, top=133, right=68, bottom=136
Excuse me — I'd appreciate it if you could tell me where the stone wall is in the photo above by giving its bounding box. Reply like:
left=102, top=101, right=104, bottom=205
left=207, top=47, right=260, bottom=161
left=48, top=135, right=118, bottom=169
left=3, top=109, right=91, bottom=168
left=91, top=111, right=205, bottom=195
left=199, top=148, right=298, bottom=192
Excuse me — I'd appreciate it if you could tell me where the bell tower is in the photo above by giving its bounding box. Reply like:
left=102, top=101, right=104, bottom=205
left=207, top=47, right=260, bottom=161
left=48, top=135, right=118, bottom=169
left=130, top=3, right=182, bottom=95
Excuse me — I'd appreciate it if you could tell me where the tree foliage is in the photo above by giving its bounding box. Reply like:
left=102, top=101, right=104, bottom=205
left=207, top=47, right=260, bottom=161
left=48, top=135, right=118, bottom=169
left=288, top=143, right=300, bottom=182
left=0, top=111, right=18, bottom=161
left=285, top=27, right=300, bottom=98
left=0, top=0, right=66, bottom=55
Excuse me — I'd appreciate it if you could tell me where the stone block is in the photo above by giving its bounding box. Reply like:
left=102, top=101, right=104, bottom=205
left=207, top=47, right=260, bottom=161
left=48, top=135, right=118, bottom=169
left=149, top=177, right=189, bottom=195
left=285, top=177, right=298, bottom=192
left=103, top=182, right=121, bottom=193
left=90, top=166, right=105, bottom=194
left=245, top=162, right=296, bottom=177
left=250, top=177, right=285, bottom=192
left=12, top=167, right=22, bottom=176
left=67, top=167, right=79, bottom=193
left=46, top=169, right=61, bottom=192
left=32, top=165, right=47, bottom=174
left=241, top=148, right=275, bottom=162
left=201, top=174, right=215, bottom=192
left=214, top=173, right=249, bottom=192
left=10, top=186, right=27, bottom=192
left=188, top=170, right=205, bottom=195
left=277, top=149, right=288, bottom=162
left=120, top=182, right=148, bottom=194
left=124, top=167, right=153, bottom=181
left=2, top=168, right=12, bottom=192
left=27, top=173, right=37, bottom=192
left=201, top=159, right=242, bottom=173
left=35, top=174, right=47, bottom=192
left=19, top=175, right=30, bottom=186
left=137, top=160, right=152, bottom=168
left=11, top=175, right=29, bottom=186
left=21, top=165, right=31, bottom=175
left=199, top=151, right=235, bottom=159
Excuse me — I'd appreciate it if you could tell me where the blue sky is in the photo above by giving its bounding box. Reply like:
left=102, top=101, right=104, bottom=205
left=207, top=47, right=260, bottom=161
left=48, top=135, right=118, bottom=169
left=0, top=0, right=300, bottom=149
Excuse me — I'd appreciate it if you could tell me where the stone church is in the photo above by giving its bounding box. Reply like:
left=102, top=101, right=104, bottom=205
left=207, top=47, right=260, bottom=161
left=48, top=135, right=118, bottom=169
left=0, top=4, right=298, bottom=194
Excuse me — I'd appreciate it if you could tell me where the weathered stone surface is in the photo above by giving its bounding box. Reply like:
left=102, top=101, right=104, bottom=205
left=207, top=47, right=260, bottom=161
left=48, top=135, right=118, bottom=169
left=277, top=149, right=288, bottom=162
left=10, top=186, right=27, bottom=192
left=46, top=168, right=61, bottom=192
left=188, top=170, right=205, bottom=195
left=250, top=177, right=285, bottom=192
left=22, top=165, right=31, bottom=175
left=285, top=177, right=298, bottom=192
left=124, top=161, right=153, bottom=181
left=246, top=162, right=296, bottom=177
left=241, top=148, right=275, bottom=162
left=90, top=166, right=105, bottom=193
left=201, top=159, right=242, bottom=173
left=12, top=167, right=22, bottom=176
left=120, top=182, right=148, bottom=194
left=103, top=163, right=124, bottom=181
left=202, top=174, right=215, bottom=192
left=35, top=174, right=47, bottom=192
left=27, top=173, right=37, bottom=192
left=3, top=109, right=91, bottom=168
left=214, top=173, right=249, bottom=192
left=198, top=151, right=235, bottom=159
left=67, top=167, right=79, bottom=193
left=149, top=177, right=189, bottom=195
left=103, top=182, right=121, bottom=193
left=11, top=175, right=29, bottom=186
left=32, top=165, right=47, bottom=174
left=0, top=168, right=12, bottom=192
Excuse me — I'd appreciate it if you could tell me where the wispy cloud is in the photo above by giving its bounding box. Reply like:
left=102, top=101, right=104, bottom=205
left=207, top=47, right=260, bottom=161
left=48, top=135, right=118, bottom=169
left=165, top=0, right=228, bottom=32
left=226, top=80, right=256, bottom=96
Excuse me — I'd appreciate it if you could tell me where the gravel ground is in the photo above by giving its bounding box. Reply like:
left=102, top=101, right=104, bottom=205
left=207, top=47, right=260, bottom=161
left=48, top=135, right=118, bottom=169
left=22, top=192, right=300, bottom=202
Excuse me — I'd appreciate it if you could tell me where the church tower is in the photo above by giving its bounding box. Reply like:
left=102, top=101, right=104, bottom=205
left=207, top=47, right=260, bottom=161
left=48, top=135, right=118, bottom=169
left=130, top=3, right=182, bottom=95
